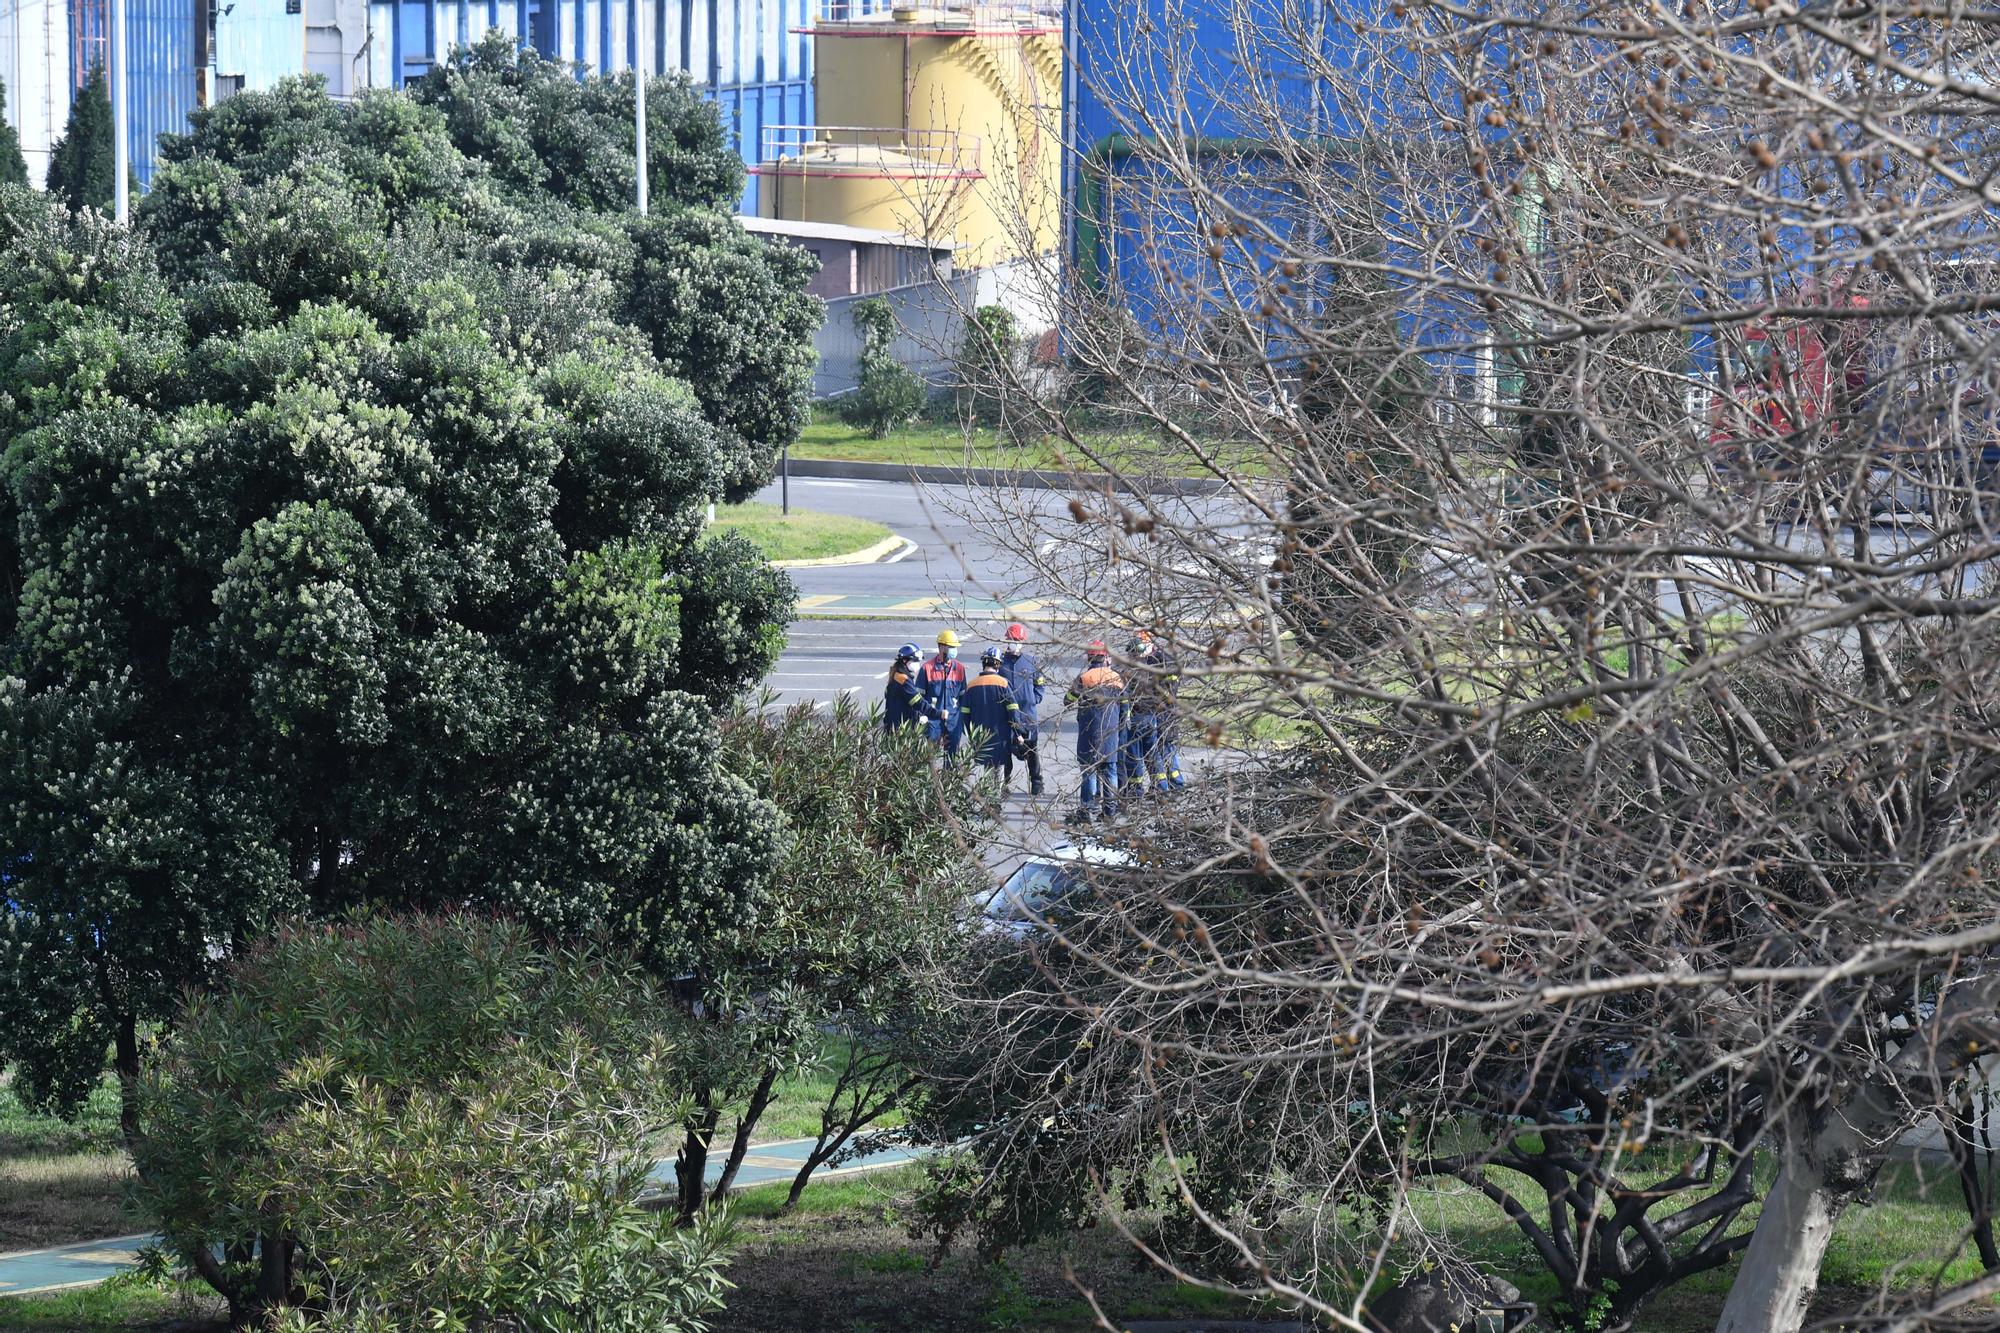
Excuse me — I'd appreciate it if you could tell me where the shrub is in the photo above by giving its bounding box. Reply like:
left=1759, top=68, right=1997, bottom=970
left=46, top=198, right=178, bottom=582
left=838, top=298, right=925, bottom=439
left=953, top=304, right=1024, bottom=437
left=133, top=915, right=730, bottom=1331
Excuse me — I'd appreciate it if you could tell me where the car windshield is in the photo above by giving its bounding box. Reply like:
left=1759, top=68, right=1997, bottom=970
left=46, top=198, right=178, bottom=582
left=987, top=861, right=1082, bottom=921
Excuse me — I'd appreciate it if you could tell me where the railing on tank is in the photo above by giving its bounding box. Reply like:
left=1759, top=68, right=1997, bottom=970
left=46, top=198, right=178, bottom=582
left=809, top=0, right=1062, bottom=30
left=751, top=125, right=987, bottom=179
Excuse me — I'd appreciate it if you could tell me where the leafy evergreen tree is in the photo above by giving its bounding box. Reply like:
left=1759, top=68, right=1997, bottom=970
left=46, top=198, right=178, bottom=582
left=0, top=80, right=796, bottom=1129
left=0, top=76, right=29, bottom=187
left=410, top=41, right=820, bottom=501
left=46, top=65, right=114, bottom=211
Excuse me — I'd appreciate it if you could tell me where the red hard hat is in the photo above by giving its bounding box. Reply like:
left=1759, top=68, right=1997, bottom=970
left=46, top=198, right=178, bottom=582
left=1005, top=622, right=1028, bottom=642
left=1086, top=639, right=1108, bottom=655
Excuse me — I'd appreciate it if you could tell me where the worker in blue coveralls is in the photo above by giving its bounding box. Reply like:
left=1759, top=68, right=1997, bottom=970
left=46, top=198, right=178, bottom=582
left=919, top=629, right=969, bottom=756
left=997, top=622, right=1046, bottom=796
left=883, top=643, right=930, bottom=731
left=1065, top=639, right=1128, bottom=823
left=960, top=647, right=1022, bottom=778
left=1122, top=632, right=1187, bottom=793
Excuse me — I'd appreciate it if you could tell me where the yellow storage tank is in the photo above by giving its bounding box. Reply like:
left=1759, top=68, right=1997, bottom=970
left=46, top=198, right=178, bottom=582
left=757, top=3, right=1061, bottom=270
left=755, top=130, right=977, bottom=255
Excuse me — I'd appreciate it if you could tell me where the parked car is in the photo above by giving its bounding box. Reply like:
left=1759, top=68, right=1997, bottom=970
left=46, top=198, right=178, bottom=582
left=975, top=842, right=1135, bottom=938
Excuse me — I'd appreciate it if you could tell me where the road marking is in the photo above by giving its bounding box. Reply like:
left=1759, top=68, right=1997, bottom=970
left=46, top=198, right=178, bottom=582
left=797, top=594, right=843, bottom=608
left=885, top=541, right=919, bottom=563
left=888, top=596, right=944, bottom=612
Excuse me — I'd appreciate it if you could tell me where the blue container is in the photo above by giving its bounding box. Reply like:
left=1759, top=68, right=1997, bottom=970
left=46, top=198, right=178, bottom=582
left=373, top=0, right=814, bottom=211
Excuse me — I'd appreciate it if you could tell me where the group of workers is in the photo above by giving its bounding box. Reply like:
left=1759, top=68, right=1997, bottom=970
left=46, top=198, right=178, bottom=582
left=883, top=624, right=1187, bottom=822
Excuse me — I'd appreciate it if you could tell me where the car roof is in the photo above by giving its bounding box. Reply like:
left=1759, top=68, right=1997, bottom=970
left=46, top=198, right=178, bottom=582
left=1029, top=842, right=1136, bottom=869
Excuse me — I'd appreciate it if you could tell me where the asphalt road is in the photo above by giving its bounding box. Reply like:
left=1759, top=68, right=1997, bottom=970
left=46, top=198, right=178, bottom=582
left=749, top=475, right=1212, bottom=834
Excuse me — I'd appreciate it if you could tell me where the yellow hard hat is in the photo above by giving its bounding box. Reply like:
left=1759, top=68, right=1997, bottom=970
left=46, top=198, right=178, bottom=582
left=936, top=629, right=961, bottom=648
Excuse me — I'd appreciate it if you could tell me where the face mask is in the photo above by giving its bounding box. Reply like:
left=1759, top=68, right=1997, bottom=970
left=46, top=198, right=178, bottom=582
left=945, top=647, right=958, bottom=660
left=1004, top=647, right=1020, bottom=658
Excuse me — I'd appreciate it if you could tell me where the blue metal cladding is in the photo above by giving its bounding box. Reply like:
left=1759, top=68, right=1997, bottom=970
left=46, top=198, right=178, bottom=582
left=1065, top=0, right=1386, bottom=328
left=126, top=0, right=199, bottom=189
left=375, top=0, right=812, bottom=210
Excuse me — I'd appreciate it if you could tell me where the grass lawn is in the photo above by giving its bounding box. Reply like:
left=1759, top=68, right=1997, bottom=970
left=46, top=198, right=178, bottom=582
left=711, top=502, right=892, bottom=564
left=794, top=413, right=1063, bottom=471
left=0, top=1080, right=136, bottom=1253
left=0, top=1276, right=223, bottom=1332
left=794, top=409, right=1259, bottom=479
left=709, top=1165, right=1271, bottom=1333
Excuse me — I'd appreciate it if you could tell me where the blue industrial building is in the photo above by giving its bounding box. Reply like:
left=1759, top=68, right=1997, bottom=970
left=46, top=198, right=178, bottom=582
left=1062, top=0, right=1392, bottom=328
left=5, top=0, right=816, bottom=204
left=365, top=0, right=813, bottom=210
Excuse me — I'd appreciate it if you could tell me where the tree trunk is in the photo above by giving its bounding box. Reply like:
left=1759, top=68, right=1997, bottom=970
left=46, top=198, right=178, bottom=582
left=113, top=1012, right=140, bottom=1147
left=674, top=1101, right=719, bottom=1225
left=711, top=1066, right=777, bottom=1204
left=1715, top=1144, right=1849, bottom=1333
left=1948, top=1084, right=2000, bottom=1271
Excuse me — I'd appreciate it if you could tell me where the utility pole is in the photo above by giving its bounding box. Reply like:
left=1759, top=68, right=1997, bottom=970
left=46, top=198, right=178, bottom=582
left=634, top=0, right=649, bottom=216
left=111, top=0, right=129, bottom=225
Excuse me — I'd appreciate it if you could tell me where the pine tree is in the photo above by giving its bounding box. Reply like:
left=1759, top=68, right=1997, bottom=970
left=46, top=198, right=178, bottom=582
left=47, top=65, right=114, bottom=211
left=0, top=76, right=29, bottom=187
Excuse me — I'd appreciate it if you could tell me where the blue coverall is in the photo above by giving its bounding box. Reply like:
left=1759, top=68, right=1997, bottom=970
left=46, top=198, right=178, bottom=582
left=883, top=660, right=929, bottom=731
left=960, top=669, right=1021, bottom=772
left=1123, top=649, right=1186, bottom=791
left=919, top=654, right=968, bottom=755
left=999, top=649, right=1046, bottom=791
left=1066, top=662, right=1128, bottom=815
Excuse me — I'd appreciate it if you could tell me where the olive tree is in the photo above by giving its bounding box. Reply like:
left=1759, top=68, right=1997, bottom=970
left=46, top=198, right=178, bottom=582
left=135, top=915, right=732, bottom=1330
left=671, top=695, right=992, bottom=1221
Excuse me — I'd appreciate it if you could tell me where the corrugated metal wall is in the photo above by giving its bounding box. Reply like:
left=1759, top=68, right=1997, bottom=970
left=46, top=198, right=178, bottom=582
left=0, top=0, right=73, bottom=186
left=369, top=0, right=814, bottom=211
left=126, top=0, right=199, bottom=187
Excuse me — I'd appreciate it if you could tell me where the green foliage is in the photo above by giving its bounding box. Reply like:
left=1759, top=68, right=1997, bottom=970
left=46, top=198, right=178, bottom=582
left=0, top=81, right=792, bottom=1122
left=408, top=42, right=818, bottom=500
left=618, top=209, right=823, bottom=500
left=0, top=76, right=28, bottom=187
left=840, top=299, right=926, bottom=440
left=134, top=915, right=732, bottom=1331
left=46, top=66, right=114, bottom=213
left=668, top=697, right=991, bottom=1214
left=667, top=533, right=795, bottom=709
left=412, top=32, right=742, bottom=214
left=953, top=305, right=1025, bottom=437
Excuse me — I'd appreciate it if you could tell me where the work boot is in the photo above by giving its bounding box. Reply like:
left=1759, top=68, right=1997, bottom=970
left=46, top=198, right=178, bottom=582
left=1068, top=806, right=1094, bottom=827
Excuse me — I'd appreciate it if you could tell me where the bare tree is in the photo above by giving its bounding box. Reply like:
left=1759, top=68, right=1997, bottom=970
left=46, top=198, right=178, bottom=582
left=915, top=1, right=2000, bottom=1330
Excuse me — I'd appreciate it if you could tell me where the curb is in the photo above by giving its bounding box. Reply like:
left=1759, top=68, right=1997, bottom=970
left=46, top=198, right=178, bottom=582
left=771, top=532, right=911, bottom=569
left=784, top=457, right=1231, bottom=497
